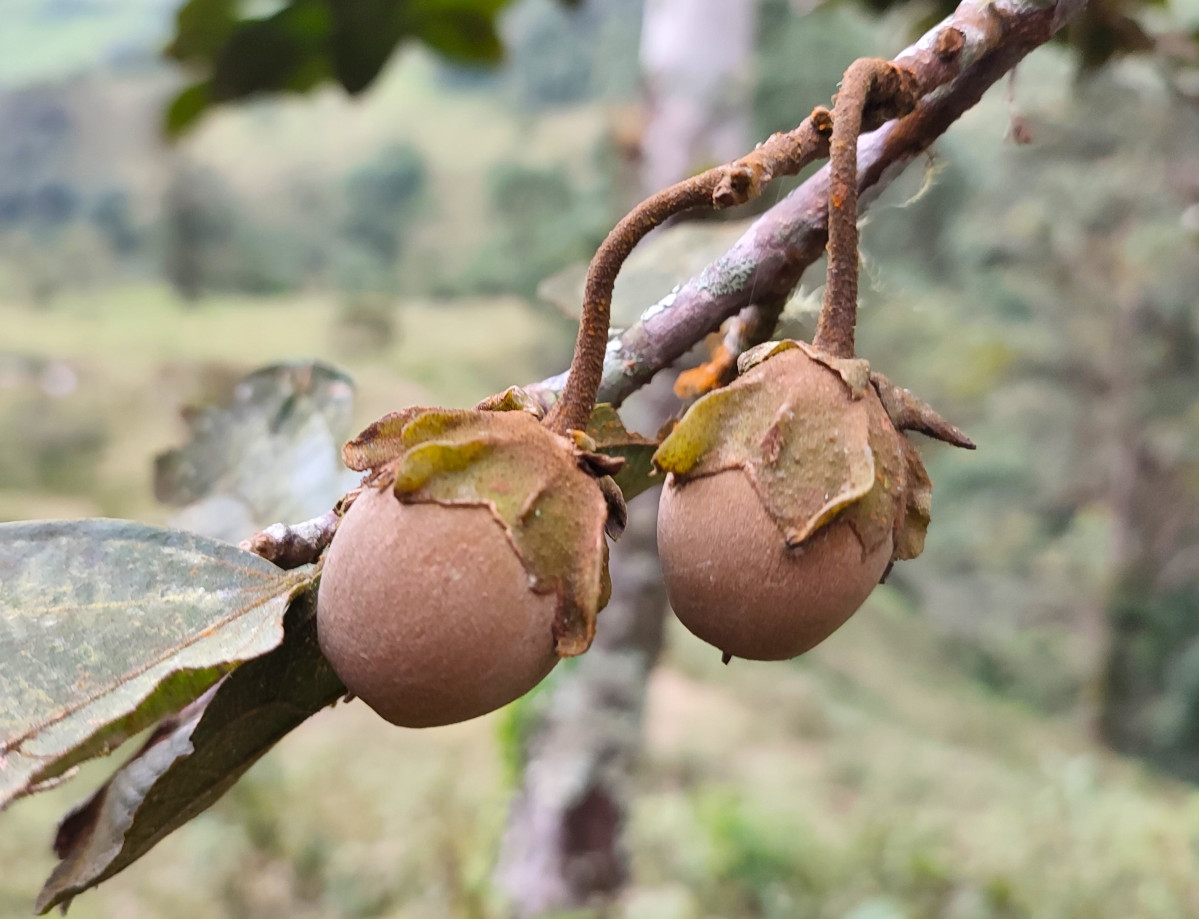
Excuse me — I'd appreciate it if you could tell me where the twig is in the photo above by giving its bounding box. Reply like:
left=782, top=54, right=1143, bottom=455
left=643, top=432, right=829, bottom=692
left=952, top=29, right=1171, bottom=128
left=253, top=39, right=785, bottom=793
left=240, top=0, right=1083, bottom=558
left=239, top=510, right=339, bottom=569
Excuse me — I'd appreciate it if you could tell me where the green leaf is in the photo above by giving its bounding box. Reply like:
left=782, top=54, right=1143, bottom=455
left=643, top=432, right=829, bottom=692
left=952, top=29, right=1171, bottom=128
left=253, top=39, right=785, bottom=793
left=162, top=0, right=531, bottom=132
left=0, top=519, right=312, bottom=811
left=166, top=0, right=239, bottom=63
left=163, top=81, right=213, bottom=137
left=328, top=0, right=409, bottom=94
left=36, top=587, right=343, bottom=915
left=403, top=7, right=504, bottom=67
left=155, top=362, right=358, bottom=543
left=209, top=0, right=332, bottom=100
left=586, top=404, right=658, bottom=501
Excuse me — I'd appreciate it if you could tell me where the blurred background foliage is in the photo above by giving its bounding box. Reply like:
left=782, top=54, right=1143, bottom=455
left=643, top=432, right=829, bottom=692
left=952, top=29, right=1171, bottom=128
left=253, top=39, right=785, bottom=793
left=2, top=0, right=1199, bottom=916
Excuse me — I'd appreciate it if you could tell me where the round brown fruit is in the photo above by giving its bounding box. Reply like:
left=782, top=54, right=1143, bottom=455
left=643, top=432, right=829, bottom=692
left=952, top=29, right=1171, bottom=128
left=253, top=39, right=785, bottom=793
left=317, top=484, right=558, bottom=728
left=657, top=467, right=892, bottom=662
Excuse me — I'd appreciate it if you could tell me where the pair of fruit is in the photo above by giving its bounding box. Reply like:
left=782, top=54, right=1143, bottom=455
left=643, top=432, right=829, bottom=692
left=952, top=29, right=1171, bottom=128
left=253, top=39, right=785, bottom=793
left=316, top=61, right=963, bottom=729
left=316, top=338, right=942, bottom=728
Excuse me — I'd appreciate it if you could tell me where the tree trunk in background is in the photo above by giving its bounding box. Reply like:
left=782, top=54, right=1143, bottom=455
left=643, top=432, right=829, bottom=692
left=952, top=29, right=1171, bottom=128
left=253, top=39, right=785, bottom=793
left=638, top=0, right=758, bottom=194
left=496, top=376, right=674, bottom=917
left=1070, top=216, right=1199, bottom=779
left=496, top=1, right=757, bottom=915
left=1097, top=287, right=1199, bottom=778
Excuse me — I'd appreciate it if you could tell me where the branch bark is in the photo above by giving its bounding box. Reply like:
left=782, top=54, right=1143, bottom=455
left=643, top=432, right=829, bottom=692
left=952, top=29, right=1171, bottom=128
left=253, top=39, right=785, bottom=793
left=526, top=0, right=1088, bottom=410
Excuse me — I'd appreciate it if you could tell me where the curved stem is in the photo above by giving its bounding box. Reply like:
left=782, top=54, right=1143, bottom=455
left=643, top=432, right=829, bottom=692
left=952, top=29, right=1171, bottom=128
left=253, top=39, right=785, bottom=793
left=813, top=59, right=920, bottom=359
left=544, top=108, right=835, bottom=436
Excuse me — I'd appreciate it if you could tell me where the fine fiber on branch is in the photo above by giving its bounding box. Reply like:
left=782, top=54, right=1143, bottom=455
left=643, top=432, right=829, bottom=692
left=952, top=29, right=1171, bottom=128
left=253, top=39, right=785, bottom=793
left=526, top=0, right=1088, bottom=410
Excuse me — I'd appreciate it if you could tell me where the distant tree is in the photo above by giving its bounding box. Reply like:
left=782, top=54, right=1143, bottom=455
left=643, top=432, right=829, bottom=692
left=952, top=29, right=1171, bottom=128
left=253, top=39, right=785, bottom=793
left=342, top=144, right=428, bottom=273
left=91, top=189, right=141, bottom=256
left=162, top=162, right=236, bottom=301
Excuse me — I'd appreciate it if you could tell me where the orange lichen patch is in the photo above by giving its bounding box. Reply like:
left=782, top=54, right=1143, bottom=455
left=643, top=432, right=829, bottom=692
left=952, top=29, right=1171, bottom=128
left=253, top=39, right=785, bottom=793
left=674, top=341, right=737, bottom=399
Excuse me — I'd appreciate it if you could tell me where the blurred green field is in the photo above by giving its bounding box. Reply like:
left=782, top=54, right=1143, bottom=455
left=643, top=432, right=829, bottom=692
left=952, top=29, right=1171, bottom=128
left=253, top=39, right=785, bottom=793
left=2, top=290, right=1198, bottom=919
left=0, top=285, right=574, bottom=523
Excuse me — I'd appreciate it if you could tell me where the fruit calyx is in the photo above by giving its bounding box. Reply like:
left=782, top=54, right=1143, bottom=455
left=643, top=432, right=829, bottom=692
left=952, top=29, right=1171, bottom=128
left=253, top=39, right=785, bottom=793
left=655, top=339, right=969, bottom=566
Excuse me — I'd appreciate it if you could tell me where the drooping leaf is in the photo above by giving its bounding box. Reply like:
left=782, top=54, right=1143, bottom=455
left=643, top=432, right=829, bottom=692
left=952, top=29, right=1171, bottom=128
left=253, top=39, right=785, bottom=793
left=0, top=519, right=313, bottom=811
left=155, top=362, right=359, bottom=543
left=36, top=586, right=343, bottom=915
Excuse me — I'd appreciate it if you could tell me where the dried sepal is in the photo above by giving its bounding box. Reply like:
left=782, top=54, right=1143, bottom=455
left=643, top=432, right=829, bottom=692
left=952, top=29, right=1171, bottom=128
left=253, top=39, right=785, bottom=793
left=893, top=435, right=932, bottom=561
left=476, top=386, right=546, bottom=418
left=738, top=339, right=871, bottom=397
left=663, top=339, right=972, bottom=570
left=870, top=372, right=976, bottom=450
left=341, top=407, right=428, bottom=471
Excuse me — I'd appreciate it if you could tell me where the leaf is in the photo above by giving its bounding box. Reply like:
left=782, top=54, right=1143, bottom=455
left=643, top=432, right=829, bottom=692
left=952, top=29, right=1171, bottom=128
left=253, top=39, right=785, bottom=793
left=36, top=586, right=343, bottom=914
left=403, top=8, right=503, bottom=68
left=0, top=519, right=313, bottom=811
left=209, top=0, right=332, bottom=100
left=163, top=82, right=213, bottom=137
left=328, top=0, right=410, bottom=94
left=155, top=362, right=359, bottom=543
left=585, top=404, right=658, bottom=501
left=163, top=0, right=535, bottom=133
left=166, top=0, right=239, bottom=62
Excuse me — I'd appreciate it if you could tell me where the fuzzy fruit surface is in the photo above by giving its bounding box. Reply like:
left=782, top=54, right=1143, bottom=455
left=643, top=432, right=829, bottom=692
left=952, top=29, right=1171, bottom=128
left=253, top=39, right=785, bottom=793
left=659, top=469, right=890, bottom=659
left=654, top=345, right=920, bottom=661
left=317, top=485, right=559, bottom=728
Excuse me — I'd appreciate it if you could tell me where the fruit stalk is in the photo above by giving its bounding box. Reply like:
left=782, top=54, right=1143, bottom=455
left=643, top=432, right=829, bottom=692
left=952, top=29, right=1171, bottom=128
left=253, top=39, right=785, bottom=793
left=813, top=59, right=920, bottom=359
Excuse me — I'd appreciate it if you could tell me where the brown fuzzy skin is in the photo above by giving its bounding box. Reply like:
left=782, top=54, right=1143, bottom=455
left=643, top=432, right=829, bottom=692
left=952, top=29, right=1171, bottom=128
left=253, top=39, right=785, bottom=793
left=317, top=485, right=559, bottom=728
left=658, top=468, right=892, bottom=661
